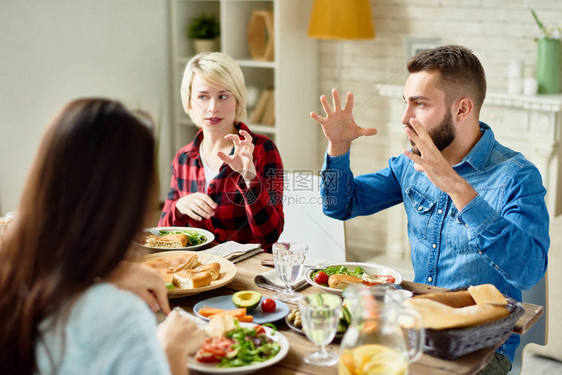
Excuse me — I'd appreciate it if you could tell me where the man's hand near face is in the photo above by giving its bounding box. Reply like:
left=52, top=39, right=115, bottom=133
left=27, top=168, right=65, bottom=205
left=403, top=118, right=477, bottom=211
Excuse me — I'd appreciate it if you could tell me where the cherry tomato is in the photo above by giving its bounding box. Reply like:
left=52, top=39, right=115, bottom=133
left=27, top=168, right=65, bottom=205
left=195, top=352, right=221, bottom=363
left=196, top=337, right=235, bottom=362
left=261, top=298, right=276, bottom=313
left=254, top=324, right=266, bottom=335
left=314, top=271, right=329, bottom=285
left=200, top=337, right=235, bottom=357
left=382, top=275, right=395, bottom=284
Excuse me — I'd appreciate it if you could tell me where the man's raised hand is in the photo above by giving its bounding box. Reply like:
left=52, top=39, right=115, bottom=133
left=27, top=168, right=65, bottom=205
left=310, top=89, right=377, bottom=156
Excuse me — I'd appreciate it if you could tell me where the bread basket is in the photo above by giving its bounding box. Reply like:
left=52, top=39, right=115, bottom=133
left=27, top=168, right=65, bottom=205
left=419, top=292, right=524, bottom=359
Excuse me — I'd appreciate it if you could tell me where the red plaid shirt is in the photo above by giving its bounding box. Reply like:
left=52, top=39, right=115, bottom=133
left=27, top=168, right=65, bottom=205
left=159, top=123, right=284, bottom=251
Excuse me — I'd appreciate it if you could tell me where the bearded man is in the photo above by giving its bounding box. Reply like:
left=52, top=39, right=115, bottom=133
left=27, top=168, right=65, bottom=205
left=311, top=45, right=549, bottom=375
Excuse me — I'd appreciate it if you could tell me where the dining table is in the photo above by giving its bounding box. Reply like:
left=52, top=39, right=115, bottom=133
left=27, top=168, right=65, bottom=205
left=172, top=252, right=544, bottom=375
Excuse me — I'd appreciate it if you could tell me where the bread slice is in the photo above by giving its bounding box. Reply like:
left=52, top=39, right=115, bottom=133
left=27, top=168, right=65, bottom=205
left=172, top=270, right=213, bottom=289
left=169, top=254, right=200, bottom=273
left=146, top=233, right=189, bottom=248
left=142, top=253, right=200, bottom=283
left=405, top=298, right=510, bottom=329
left=414, top=290, right=475, bottom=308
left=468, top=284, right=508, bottom=306
left=327, top=274, right=362, bottom=290
left=194, top=262, right=221, bottom=280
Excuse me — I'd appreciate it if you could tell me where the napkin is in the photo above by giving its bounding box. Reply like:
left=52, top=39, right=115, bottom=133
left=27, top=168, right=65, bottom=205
left=254, top=258, right=328, bottom=292
left=254, top=269, right=309, bottom=292
left=201, top=241, right=262, bottom=263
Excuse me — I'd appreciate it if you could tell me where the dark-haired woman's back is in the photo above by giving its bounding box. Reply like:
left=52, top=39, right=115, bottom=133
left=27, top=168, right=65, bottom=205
left=36, top=284, right=169, bottom=374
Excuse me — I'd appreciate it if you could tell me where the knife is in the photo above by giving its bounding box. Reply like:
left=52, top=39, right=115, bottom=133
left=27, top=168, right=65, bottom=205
left=260, top=259, right=328, bottom=272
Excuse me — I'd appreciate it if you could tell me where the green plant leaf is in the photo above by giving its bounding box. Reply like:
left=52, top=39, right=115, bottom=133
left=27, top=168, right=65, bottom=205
left=531, top=9, right=545, bottom=32
left=187, top=12, right=220, bottom=40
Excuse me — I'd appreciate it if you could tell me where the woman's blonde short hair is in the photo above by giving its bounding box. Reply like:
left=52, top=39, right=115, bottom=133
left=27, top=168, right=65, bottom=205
left=180, top=52, right=247, bottom=123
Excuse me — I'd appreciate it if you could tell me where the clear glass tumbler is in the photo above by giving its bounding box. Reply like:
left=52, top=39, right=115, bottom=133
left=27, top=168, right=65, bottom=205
left=299, top=293, right=342, bottom=366
left=272, top=241, right=308, bottom=303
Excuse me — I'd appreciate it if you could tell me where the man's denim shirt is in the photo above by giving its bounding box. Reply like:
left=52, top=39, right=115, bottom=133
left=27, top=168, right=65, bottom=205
left=321, top=123, right=549, bottom=362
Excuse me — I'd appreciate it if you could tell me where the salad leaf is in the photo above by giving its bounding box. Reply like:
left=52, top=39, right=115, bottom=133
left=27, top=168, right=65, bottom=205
left=217, top=321, right=281, bottom=367
left=157, top=229, right=207, bottom=246
left=311, top=265, right=366, bottom=284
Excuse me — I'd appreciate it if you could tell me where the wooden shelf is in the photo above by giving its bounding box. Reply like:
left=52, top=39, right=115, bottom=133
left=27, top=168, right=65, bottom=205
left=169, top=0, right=318, bottom=169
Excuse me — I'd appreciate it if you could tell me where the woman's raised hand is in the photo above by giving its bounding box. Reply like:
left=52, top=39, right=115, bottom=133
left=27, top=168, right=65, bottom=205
left=176, top=192, right=217, bottom=221
left=218, top=129, right=257, bottom=187
left=310, top=89, right=377, bottom=155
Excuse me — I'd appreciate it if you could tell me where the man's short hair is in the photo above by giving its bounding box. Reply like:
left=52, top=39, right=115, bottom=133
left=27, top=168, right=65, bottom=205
left=407, top=45, right=486, bottom=115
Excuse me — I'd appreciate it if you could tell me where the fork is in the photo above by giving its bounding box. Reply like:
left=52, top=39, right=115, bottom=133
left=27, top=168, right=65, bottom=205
left=173, top=306, right=208, bottom=329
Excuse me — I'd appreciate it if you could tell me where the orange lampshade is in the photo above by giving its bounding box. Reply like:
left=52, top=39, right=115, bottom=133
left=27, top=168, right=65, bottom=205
left=308, top=0, right=375, bottom=40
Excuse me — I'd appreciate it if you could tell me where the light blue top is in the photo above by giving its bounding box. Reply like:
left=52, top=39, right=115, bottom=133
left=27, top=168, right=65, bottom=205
left=320, top=123, right=549, bottom=362
left=36, top=283, right=171, bottom=375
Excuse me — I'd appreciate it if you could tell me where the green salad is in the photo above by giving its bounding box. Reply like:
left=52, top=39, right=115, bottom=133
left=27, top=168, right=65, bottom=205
left=311, top=265, right=365, bottom=280
left=157, top=229, right=207, bottom=246
left=218, top=322, right=281, bottom=367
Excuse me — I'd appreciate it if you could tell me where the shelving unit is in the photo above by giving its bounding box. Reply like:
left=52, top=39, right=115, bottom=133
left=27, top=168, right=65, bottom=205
left=168, top=0, right=318, bottom=170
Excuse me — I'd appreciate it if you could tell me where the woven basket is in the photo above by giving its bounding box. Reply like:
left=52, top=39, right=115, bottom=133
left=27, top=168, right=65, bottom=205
left=421, top=295, right=524, bottom=359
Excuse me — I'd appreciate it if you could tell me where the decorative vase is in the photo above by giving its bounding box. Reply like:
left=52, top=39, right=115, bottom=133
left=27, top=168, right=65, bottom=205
left=536, top=37, right=561, bottom=94
left=192, top=39, right=219, bottom=55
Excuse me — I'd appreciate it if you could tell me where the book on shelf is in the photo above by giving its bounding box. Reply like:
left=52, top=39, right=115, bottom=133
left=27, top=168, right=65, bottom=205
left=249, top=88, right=274, bottom=125
left=250, top=89, right=270, bottom=124
left=261, top=89, right=275, bottom=126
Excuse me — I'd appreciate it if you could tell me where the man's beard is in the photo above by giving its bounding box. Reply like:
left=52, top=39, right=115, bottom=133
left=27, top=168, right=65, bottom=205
left=410, top=110, right=455, bottom=156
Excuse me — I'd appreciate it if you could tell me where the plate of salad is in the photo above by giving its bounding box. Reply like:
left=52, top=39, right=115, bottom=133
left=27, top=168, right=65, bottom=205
left=305, top=262, right=402, bottom=294
left=188, top=321, right=289, bottom=374
left=135, top=226, right=214, bottom=251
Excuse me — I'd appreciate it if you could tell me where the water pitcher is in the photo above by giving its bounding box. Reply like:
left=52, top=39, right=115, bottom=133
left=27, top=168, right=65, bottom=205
left=339, top=285, right=424, bottom=375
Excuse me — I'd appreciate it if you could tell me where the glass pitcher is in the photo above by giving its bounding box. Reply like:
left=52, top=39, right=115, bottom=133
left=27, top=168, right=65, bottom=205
left=339, top=285, right=424, bottom=375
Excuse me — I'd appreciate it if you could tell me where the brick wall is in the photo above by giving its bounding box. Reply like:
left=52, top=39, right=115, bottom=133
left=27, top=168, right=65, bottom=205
left=315, top=0, right=562, bottom=261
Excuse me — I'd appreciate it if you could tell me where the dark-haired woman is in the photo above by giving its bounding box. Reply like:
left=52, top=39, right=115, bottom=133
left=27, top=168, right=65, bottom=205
left=0, top=99, right=203, bottom=375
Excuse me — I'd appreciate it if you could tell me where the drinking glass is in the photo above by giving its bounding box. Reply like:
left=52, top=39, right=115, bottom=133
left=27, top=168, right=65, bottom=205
left=272, top=242, right=307, bottom=302
left=299, top=293, right=342, bottom=366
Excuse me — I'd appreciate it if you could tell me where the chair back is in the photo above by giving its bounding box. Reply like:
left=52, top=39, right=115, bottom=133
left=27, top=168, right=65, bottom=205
left=277, top=172, right=346, bottom=262
left=509, top=271, right=548, bottom=373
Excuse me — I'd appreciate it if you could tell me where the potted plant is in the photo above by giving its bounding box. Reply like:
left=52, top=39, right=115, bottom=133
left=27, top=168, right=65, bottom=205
left=187, top=12, right=220, bottom=55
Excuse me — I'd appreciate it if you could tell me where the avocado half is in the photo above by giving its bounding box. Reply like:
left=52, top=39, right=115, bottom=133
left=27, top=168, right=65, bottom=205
left=232, top=290, right=262, bottom=311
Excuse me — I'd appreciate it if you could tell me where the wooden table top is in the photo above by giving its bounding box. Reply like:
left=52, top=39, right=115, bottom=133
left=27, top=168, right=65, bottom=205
left=173, top=252, right=544, bottom=375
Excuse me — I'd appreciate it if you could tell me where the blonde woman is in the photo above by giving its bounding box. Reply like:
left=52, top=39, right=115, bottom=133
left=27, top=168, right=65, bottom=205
left=159, top=52, right=284, bottom=251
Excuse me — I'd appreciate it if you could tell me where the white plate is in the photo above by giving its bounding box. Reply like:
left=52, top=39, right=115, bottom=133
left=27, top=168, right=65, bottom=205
left=305, top=262, right=403, bottom=294
left=136, top=226, right=215, bottom=251
left=140, top=251, right=236, bottom=298
left=187, top=323, right=289, bottom=374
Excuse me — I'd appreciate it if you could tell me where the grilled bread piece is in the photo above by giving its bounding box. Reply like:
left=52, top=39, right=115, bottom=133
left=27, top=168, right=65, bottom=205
left=194, top=262, right=221, bottom=280
left=146, top=233, right=189, bottom=248
left=172, top=270, right=213, bottom=289
left=468, top=284, right=508, bottom=306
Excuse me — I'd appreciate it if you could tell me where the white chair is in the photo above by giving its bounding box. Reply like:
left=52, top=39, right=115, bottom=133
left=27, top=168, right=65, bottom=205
left=509, top=273, right=548, bottom=374
left=277, top=172, right=346, bottom=263
left=511, top=214, right=562, bottom=373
